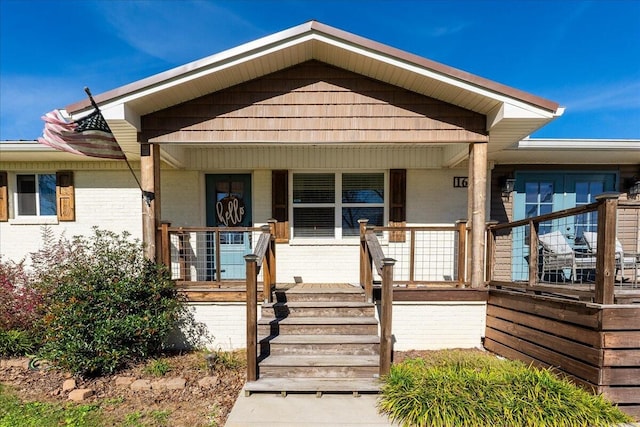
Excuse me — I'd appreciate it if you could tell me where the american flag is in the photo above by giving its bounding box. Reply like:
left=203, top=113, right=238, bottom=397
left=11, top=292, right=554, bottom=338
left=38, top=108, right=126, bottom=160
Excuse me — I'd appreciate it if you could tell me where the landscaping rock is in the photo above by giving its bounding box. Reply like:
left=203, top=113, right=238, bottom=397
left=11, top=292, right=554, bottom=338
left=151, top=379, right=167, bottom=391
left=165, top=377, right=186, bottom=390
left=68, top=388, right=94, bottom=401
left=62, top=379, right=76, bottom=392
left=130, top=379, right=152, bottom=391
left=198, top=376, right=219, bottom=388
left=115, top=376, right=136, bottom=387
left=1, top=358, right=30, bottom=369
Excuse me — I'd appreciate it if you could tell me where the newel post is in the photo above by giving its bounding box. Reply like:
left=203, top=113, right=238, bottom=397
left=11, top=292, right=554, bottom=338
left=528, top=219, right=539, bottom=286
left=380, top=257, right=396, bottom=377
left=160, top=222, right=171, bottom=267
left=244, top=254, right=258, bottom=381
left=359, top=219, right=372, bottom=302
left=267, top=219, right=277, bottom=301
left=594, top=193, right=619, bottom=305
left=455, top=219, right=467, bottom=287
left=261, top=224, right=273, bottom=303
left=485, top=220, right=498, bottom=284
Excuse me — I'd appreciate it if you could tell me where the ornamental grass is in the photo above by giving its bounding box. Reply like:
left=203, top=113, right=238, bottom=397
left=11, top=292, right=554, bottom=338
left=378, top=350, right=632, bottom=427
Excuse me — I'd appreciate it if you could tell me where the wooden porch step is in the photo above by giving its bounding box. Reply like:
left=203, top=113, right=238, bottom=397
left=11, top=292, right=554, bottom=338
left=261, top=301, right=375, bottom=318
left=244, top=377, right=381, bottom=395
left=258, top=316, right=379, bottom=335
left=261, top=334, right=380, bottom=355
left=277, top=285, right=366, bottom=303
left=259, top=354, right=379, bottom=378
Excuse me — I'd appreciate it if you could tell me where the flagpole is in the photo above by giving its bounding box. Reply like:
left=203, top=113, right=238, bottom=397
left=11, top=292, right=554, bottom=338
left=83, top=87, right=152, bottom=205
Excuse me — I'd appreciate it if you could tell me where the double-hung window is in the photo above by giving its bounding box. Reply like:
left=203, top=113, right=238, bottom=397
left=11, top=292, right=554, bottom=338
left=15, top=173, right=57, bottom=217
left=292, top=172, right=384, bottom=239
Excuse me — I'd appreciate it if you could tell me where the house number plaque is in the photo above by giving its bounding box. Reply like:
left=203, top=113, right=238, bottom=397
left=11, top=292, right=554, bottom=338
left=453, top=176, right=468, bottom=188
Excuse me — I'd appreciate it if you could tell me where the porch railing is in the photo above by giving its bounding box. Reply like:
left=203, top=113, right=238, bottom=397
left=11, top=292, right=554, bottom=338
left=359, top=220, right=395, bottom=376
left=159, top=223, right=265, bottom=286
left=487, top=194, right=640, bottom=304
left=359, top=219, right=468, bottom=288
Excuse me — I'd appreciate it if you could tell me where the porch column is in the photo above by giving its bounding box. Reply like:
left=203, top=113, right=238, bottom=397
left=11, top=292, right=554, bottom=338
left=141, top=143, right=162, bottom=261
left=469, top=141, right=488, bottom=288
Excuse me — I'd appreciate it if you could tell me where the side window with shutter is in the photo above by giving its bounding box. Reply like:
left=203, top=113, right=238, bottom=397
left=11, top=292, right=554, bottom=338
left=0, top=172, right=8, bottom=221
left=389, top=169, right=406, bottom=242
left=272, top=170, right=289, bottom=242
left=56, top=171, right=75, bottom=221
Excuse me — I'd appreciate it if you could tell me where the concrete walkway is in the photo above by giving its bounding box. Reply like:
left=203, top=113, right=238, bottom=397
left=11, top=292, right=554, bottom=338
left=225, top=388, right=399, bottom=426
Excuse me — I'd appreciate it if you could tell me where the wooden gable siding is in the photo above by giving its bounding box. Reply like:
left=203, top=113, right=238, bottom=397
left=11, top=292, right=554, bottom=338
left=139, top=60, right=487, bottom=144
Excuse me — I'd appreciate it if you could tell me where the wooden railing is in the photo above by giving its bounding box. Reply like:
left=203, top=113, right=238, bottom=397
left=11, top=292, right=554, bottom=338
left=487, top=194, right=640, bottom=304
left=359, top=219, right=468, bottom=288
left=359, top=220, right=395, bottom=376
left=244, top=224, right=276, bottom=382
left=159, top=223, right=264, bottom=286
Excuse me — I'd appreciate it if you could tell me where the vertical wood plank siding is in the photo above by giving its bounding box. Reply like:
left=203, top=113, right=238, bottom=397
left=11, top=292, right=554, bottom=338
left=139, top=60, right=487, bottom=144
left=485, top=290, right=640, bottom=418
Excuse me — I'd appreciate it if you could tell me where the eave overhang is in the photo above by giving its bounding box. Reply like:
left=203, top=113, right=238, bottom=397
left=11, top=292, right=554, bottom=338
left=489, top=138, right=640, bottom=165
left=58, top=21, right=561, bottom=161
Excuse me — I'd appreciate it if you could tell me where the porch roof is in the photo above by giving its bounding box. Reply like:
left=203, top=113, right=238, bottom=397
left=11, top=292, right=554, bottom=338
left=59, top=21, right=562, bottom=161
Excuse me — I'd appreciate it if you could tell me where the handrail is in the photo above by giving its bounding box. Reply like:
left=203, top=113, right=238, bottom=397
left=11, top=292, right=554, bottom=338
left=244, top=221, right=277, bottom=382
left=488, top=201, right=600, bottom=231
left=359, top=219, right=395, bottom=377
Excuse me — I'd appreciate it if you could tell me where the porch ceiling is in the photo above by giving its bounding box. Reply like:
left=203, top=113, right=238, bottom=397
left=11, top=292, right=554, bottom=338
left=61, top=21, right=561, bottom=162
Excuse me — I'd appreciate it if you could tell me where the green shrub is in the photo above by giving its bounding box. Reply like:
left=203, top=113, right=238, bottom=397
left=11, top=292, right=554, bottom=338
left=0, top=330, right=37, bottom=357
left=379, top=350, right=632, bottom=427
left=143, top=358, right=172, bottom=377
left=36, top=228, right=187, bottom=377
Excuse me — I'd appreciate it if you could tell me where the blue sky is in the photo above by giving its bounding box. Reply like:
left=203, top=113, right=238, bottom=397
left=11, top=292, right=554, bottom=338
left=1, top=0, right=639, bottom=141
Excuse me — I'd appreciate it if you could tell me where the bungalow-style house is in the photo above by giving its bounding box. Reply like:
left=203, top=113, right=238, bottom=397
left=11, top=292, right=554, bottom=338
left=1, top=21, right=639, bottom=411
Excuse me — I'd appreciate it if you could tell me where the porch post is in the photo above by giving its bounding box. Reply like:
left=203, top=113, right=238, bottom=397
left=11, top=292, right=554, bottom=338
left=141, top=143, right=161, bottom=261
left=594, top=193, right=619, bottom=305
left=469, top=141, right=488, bottom=288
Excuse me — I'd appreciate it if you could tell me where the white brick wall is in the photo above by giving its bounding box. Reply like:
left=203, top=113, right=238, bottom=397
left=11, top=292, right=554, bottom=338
left=188, top=302, right=261, bottom=351
left=0, top=170, right=140, bottom=263
left=387, top=302, right=487, bottom=351
left=161, top=170, right=202, bottom=226
left=275, top=243, right=361, bottom=283
left=182, top=301, right=486, bottom=352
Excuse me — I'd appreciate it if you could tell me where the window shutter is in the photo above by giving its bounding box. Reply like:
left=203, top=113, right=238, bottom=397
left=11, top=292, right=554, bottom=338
left=56, top=171, right=75, bottom=221
left=389, top=169, right=406, bottom=242
left=272, top=170, right=289, bottom=242
left=0, top=172, right=8, bottom=221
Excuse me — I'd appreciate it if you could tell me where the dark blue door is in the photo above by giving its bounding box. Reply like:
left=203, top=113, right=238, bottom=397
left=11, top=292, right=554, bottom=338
left=206, top=174, right=252, bottom=279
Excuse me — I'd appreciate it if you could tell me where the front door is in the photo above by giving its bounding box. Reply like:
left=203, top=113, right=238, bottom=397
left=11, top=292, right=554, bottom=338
left=205, top=174, right=252, bottom=279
